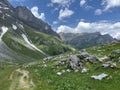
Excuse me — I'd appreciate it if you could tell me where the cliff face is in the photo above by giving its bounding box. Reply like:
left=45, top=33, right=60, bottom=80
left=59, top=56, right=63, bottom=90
left=1, top=0, right=60, bottom=38
left=15, top=6, right=60, bottom=38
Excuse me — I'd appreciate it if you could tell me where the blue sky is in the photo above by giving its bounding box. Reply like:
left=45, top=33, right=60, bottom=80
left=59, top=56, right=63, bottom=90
left=8, top=0, right=120, bottom=39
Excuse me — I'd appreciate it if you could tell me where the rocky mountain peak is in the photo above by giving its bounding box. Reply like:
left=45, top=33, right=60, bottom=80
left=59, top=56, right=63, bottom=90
left=1, top=0, right=60, bottom=38
left=15, top=6, right=60, bottom=38
left=0, top=0, right=13, bottom=9
left=15, top=6, right=35, bottom=21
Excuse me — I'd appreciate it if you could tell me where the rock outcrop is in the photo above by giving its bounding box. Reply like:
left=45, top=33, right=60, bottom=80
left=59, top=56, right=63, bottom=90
left=15, top=6, right=60, bottom=38
left=67, top=55, right=83, bottom=72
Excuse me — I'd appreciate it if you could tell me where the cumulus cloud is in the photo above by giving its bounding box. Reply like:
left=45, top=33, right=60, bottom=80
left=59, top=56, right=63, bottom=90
left=95, top=9, right=102, bottom=15
left=57, top=25, right=74, bottom=33
left=102, top=0, right=120, bottom=11
left=57, top=21, right=120, bottom=39
left=94, top=0, right=120, bottom=15
left=80, top=0, right=93, bottom=10
left=80, top=0, right=86, bottom=6
left=31, top=6, right=45, bottom=20
left=53, top=21, right=59, bottom=25
left=58, top=8, right=74, bottom=20
left=51, top=0, right=74, bottom=8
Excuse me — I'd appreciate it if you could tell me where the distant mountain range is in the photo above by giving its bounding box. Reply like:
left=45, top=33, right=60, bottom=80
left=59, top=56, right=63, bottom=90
left=59, top=32, right=117, bottom=49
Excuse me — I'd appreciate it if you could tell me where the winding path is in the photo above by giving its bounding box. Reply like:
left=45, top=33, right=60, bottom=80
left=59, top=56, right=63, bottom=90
left=9, top=68, right=35, bottom=90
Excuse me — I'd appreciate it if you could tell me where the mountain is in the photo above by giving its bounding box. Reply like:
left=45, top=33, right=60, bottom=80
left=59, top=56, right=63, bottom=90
left=0, top=0, right=72, bottom=63
left=15, top=6, right=60, bottom=38
left=59, top=32, right=116, bottom=49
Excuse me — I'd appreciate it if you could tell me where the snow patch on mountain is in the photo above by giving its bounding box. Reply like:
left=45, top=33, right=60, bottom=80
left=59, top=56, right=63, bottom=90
left=4, top=7, right=9, bottom=9
left=0, top=2, right=7, bottom=6
left=0, top=5, right=9, bottom=10
left=21, top=34, right=46, bottom=55
left=5, top=13, right=11, bottom=17
left=12, top=24, right=17, bottom=30
left=0, top=26, right=8, bottom=41
left=16, top=22, right=24, bottom=29
left=19, top=24, right=24, bottom=29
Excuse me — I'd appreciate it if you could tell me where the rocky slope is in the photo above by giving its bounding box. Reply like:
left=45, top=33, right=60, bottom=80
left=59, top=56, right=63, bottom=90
left=15, top=6, right=60, bottom=38
left=59, top=32, right=116, bottom=49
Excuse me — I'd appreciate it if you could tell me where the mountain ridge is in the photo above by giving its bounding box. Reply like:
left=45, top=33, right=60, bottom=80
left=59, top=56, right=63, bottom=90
left=15, top=6, right=60, bottom=38
left=59, top=32, right=117, bottom=49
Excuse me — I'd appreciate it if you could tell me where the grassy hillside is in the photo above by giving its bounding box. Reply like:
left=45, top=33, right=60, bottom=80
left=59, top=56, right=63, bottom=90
left=0, top=62, right=17, bottom=90
left=1, top=25, right=72, bottom=63
left=23, top=26, right=72, bottom=56
left=87, top=42, right=120, bottom=57
left=0, top=42, right=120, bottom=90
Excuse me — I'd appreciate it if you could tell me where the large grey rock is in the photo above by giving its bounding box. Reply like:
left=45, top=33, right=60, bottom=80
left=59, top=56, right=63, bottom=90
left=84, top=55, right=98, bottom=63
left=99, top=56, right=109, bottom=61
left=81, top=52, right=90, bottom=58
left=102, top=61, right=116, bottom=68
left=91, top=73, right=108, bottom=80
left=78, top=51, right=98, bottom=63
left=68, top=55, right=83, bottom=72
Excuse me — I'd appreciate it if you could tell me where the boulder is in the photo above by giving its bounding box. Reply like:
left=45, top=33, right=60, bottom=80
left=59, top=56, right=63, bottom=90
left=43, top=57, right=52, bottom=62
left=68, top=55, right=83, bottom=72
left=91, top=73, right=108, bottom=80
left=102, top=61, right=116, bottom=68
left=55, top=61, right=65, bottom=66
left=66, top=69, right=71, bottom=72
left=99, top=56, right=109, bottom=61
left=118, top=57, right=120, bottom=62
left=81, top=67, right=88, bottom=73
left=56, top=72, right=62, bottom=75
left=84, top=55, right=98, bottom=63
left=81, top=52, right=90, bottom=58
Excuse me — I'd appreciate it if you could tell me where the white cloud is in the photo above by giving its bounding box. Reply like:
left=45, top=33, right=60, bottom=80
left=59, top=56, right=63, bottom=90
left=94, top=0, right=120, bottom=15
left=31, top=6, right=45, bottom=20
left=51, top=0, right=74, bottom=8
left=53, top=21, right=59, bottom=25
left=58, top=8, right=74, bottom=20
left=80, top=0, right=93, bottom=10
left=102, top=0, right=120, bottom=11
left=80, top=0, right=86, bottom=6
left=39, top=13, right=45, bottom=20
left=95, top=9, right=102, bottom=15
left=57, top=25, right=74, bottom=33
left=57, top=21, right=120, bottom=39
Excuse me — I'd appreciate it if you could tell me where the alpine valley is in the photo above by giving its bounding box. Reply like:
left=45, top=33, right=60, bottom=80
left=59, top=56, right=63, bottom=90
left=0, top=0, right=120, bottom=90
